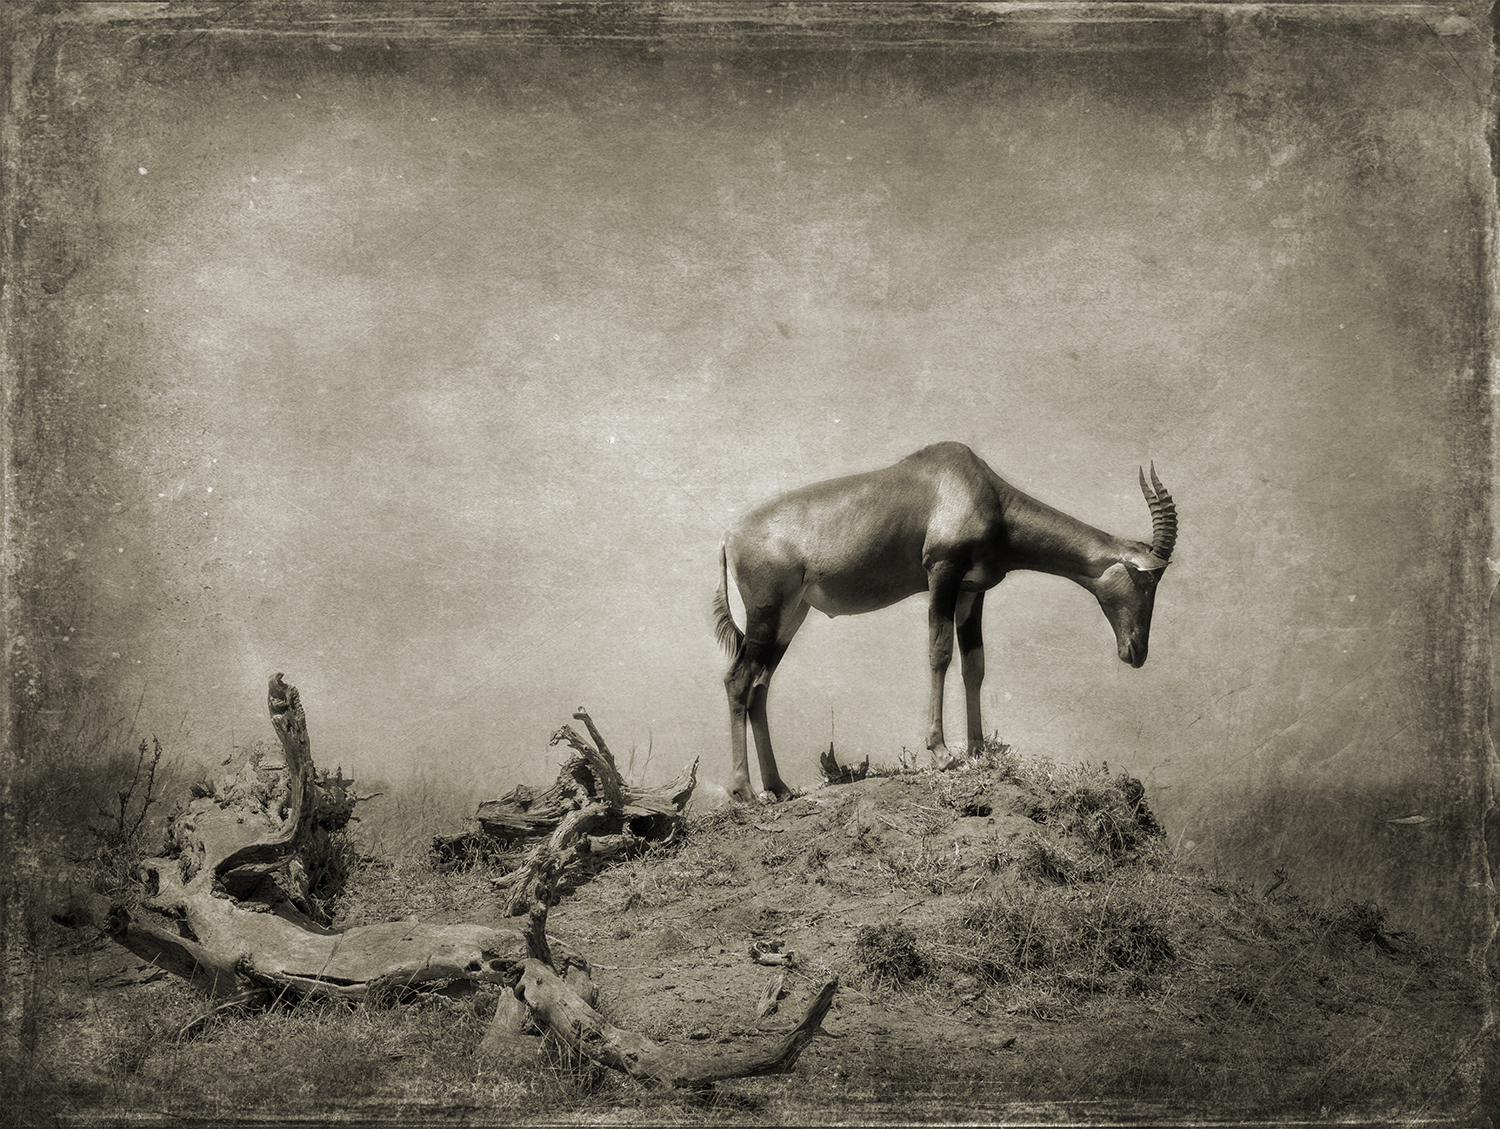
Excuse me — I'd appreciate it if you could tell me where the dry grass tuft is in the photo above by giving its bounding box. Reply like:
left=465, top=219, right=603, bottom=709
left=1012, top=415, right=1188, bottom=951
left=852, top=923, right=927, bottom=989
left=931, top=875, right=1179, bottom=1007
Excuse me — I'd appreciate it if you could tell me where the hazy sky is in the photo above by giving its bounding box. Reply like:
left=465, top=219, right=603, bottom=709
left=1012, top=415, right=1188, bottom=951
left=14, top=13, right=1492, bottom=938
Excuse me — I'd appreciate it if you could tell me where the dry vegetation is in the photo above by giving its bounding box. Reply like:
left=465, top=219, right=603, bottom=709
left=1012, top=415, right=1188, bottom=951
left=2, top=730, right=1486, bottom=1125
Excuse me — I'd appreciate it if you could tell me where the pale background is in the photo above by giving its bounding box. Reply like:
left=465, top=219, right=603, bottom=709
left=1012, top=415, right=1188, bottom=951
left=10, top=8, right=1493, bottom=944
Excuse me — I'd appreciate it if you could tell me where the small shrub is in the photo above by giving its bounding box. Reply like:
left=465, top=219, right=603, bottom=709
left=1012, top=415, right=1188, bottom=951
left=1022, top=761, right=1165, bottom=867
left=304, top=827, right=365, bottom=917
left=853, top=923, right=927, bottom=988
left=973, top=735, right=1021, bottom=777
left=967, top=736, right=1017, bottom=773
left=83, top=736, right=168, bottom=897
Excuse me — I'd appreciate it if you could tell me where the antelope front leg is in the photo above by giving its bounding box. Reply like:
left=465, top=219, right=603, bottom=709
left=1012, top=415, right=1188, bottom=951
left=925, top=561, right=963, bottom=770
left=955, top=590, right=985, bottom=753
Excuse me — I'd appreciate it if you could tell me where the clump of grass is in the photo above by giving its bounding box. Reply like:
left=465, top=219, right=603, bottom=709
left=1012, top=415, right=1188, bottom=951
left=1015, top=833, right=1110, bottom=886
left=661, top=841, right=743, bottom=891
left=598, top=839, right=747, bottom=913
left=427, top=827, right=518, bottom=873
left=759, top=834, right=793, bottom=869
left=918, top=737, right=1165, bottom=865
left=873, top=802, right=961, bottom=893
left=302, top=824, right=366, bottom=920
left=1322, top=898, right=1394, bottom=950
left=964, top=735, right=1021, bottom=774
left=684, top=801, right=757, bottom=836
left=984, top=746, right=1165, bottom=866
left=865, top=746, right=926, bottom=778
left=934, top=877, right=1178, bottom=1004
left=532, top=1029, right=628, bottom=1104
left=151, top=992, right=492, bottom=1113
left=852, top=923, right=927, bottom=989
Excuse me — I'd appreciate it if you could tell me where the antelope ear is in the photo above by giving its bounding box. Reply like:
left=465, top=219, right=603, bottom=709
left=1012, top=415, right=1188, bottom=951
left=1128, top=554, right=1170, bottom=573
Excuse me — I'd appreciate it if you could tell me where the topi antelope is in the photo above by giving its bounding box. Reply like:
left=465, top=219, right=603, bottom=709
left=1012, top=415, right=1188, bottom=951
left=713, top=441, right=1177, bottom=803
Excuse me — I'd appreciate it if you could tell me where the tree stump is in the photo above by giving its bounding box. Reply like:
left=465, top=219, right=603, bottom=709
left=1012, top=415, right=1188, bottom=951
left=165, top=740, right=370, bottom=925
left=819, top=743, right=869, bottom=784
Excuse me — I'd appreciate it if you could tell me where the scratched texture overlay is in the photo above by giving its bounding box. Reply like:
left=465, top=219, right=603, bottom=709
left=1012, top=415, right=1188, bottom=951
left=2, top=3, right=1494, bottom=948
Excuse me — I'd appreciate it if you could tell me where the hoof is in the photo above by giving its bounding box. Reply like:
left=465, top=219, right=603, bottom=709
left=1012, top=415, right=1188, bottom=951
left=756, top=790, right=779, bottom=804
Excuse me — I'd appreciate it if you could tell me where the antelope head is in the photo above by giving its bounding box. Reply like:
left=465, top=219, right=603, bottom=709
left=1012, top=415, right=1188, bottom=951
left=1092, top=464, right=1178, bottom=668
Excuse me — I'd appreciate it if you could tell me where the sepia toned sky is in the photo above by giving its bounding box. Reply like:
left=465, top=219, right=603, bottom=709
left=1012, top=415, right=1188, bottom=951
left=12, top=10, right=1492, bottom=940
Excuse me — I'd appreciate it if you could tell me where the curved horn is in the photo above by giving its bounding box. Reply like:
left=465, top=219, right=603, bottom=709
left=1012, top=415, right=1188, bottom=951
left=1138, top=463, right=1177, bottom=561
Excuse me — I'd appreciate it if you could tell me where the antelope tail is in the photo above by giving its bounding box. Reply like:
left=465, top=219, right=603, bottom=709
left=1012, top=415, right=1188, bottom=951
left=713, top=542, right=744, bottom=660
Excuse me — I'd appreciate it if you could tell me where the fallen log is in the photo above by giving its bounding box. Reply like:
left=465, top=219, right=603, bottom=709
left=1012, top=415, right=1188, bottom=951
left=514, top=959, right=838, bottom=1089
left=477, top=989, right=542, bottom=1069
left=442, top=708, right=697, bottom=915
left=756, top=972, right=787, bottom=1021
left=59, top=674, right=564, bottom=1005
left=161, top=679, right=374, bottom=925
left=500, top=882, right=839, bottom=1089
left=60, top=888, right=536, bottom=1003
left=469, top=710, right=695, bottom=842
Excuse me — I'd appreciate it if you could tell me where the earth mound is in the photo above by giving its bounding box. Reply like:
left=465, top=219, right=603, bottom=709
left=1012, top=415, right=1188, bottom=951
left=510, top=748, right=1478, bottom=1120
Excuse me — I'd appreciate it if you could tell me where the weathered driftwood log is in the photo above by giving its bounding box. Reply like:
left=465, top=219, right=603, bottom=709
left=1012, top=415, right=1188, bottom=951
left=472, top=710, right=695, bottom=841
left=493, top=884, right=839, bottom=1089
left=58, top=674, right=570, bottom=1005
left=61, top=889, right=539, bottom=1004
left=756, top=972, right=787, bottom=1021
left=446, top=708, right=697, bottom=915
left=514, top=960, right=837, bottom=1089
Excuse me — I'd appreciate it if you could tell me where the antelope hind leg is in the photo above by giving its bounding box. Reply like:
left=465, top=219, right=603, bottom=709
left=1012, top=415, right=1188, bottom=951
left=925, top=562, right=964, bottom=770
left=955, top=590, right=986, bottom=763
